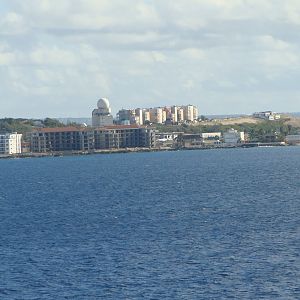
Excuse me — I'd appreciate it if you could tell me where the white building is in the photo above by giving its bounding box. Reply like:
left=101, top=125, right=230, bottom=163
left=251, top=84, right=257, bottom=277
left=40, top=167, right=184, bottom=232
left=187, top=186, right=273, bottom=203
left=201, top=132, right=222, bottom=139
left=92, top=98, right=114, bottom=127
left=223, top=129, right=245, bottom=145
left=253, top=111, right=281, bottom=121
left=0, top=132, right=22, bottom=154
left=135, top=108, right=143, bottom=125
left=171, top=106, right=178, bottom=123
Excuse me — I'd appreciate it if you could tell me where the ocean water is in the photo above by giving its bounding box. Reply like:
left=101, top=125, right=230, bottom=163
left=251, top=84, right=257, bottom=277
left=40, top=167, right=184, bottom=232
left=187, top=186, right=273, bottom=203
left=0, top=147, right=300, bottom=299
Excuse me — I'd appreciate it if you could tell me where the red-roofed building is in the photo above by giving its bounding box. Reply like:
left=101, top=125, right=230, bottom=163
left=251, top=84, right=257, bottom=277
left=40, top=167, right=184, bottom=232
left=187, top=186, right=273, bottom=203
left=30, top=125, right=156, bottom=152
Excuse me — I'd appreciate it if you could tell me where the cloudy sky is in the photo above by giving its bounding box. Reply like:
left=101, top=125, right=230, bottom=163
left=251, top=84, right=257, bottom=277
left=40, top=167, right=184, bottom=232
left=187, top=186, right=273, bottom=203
left=1, top=0, right=300, bottom=118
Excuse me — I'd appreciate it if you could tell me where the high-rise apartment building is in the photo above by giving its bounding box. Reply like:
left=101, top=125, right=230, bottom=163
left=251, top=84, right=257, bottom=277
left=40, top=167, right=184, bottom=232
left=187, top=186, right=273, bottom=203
left=150, top=108, right=163, bottom=124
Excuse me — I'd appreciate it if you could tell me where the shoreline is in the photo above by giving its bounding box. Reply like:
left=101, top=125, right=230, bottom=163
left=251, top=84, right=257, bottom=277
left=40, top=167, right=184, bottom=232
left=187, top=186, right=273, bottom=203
left=0, top=142, right=295, bottom=160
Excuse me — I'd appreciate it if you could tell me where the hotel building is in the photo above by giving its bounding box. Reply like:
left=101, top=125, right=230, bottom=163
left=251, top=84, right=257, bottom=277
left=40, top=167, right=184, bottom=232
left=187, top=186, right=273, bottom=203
left=30, top=125, right=156, bottom=153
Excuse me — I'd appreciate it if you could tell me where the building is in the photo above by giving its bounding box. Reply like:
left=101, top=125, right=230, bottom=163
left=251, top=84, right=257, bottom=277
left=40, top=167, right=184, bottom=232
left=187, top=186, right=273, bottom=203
left=201, top=132, right=222, bottom=140
left=30, top=127, right=94, bottom=152
left=150, top=108, right=163, bottom=124
left=116, top=104, right=199, bottom=125
left=30, top=125, right=156, bottom=152
left=183, top=105, right=194, bottom=122
left=135, top=108, right=143, bottom=125
left=171, top=106, right=178, bottom=123
left=223, top=129, right=245, bottom=145
left=176, top=133, right=203, bottom=148
left=143, top=111, right=151, bottom=124
left=92, top=98, right=114, bottom=127
left=117, top=109, right=134, bottom=125
left=0, top=132, right=22, bottom=154
left=285, top=135, right=300, bottom=145
left=253, top=111, right=281, bottom=121
left=177, top=108, right=184, bottom=122
left=94, top=125, right=155, bottom=149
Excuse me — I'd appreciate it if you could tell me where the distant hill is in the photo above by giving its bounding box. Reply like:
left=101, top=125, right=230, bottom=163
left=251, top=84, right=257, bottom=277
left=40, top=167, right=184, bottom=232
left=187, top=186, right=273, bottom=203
left=57, top=118, right=92, bottom=125
left=0, top=118, right=68, bottom=135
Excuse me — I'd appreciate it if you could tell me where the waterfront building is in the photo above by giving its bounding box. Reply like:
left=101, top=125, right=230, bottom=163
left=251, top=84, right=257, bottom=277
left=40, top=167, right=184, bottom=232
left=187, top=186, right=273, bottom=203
left=285, top=135, right=300, bottom=145
left=177, top=133, right=203, bottom=148
left=201, top=132, right=222, bottom=139
left=0, top=132, right=22, bottom=154
left=30, top=125, right=156, bottom=152
left=94, top=125, right=155, bottom=149
left=223, top=129, right=245, bottom=145
left=92, top=98, right=114, bottom=127
left=30, top=127, right=94, bottom=152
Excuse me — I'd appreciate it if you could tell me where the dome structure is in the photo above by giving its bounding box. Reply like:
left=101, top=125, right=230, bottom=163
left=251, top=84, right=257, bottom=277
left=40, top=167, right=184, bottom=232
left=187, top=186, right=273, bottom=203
left=92, top=97, right=113, bottom=127
left=97, top=98, right=110, bottom=110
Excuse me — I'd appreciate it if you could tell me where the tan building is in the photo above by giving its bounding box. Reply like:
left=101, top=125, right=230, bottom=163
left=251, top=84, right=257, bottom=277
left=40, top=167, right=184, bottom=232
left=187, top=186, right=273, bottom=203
left=143, top=111, right=151, bottom=123
left=150, top=107, right=163, bottom=124
left=183, top=105, right=194, bottom=122
left=177, top=108, right=184, bottom=122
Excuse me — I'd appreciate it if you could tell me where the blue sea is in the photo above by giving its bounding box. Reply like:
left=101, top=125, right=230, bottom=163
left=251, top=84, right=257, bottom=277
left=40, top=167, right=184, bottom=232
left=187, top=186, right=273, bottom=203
left=0, top=148, right=300, bottom=299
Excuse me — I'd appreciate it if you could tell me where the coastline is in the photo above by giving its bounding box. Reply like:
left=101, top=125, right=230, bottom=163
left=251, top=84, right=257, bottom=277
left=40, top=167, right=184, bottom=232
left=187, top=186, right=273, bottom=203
left=0, top=142, right=293, bottom=160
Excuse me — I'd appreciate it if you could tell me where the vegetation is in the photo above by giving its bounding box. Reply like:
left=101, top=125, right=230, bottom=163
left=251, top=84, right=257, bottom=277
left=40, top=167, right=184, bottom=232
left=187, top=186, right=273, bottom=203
left=0, top=118, right=67, bottom=134
left=155, top=120, right=300, bottom=142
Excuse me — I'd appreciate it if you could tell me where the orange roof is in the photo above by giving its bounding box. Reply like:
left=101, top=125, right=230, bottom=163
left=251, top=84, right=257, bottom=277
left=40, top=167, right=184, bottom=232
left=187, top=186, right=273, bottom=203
left=33, top=124, right=146, bottom=133
left=94, top=125, right=143, bottom=130
left=33, top=126, right=84, bottom=133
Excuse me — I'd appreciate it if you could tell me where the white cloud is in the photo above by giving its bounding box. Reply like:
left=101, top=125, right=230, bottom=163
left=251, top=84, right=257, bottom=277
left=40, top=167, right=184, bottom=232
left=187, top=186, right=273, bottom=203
left=30, top=46, right=78, bottom=65
left=180, top=48, right=205, bottom=60
left=1, top=0, right=300, bottom=117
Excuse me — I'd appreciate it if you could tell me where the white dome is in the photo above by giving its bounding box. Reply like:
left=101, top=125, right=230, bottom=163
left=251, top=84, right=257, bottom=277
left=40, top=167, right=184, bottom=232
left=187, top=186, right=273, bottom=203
left=97, top=98, right=110, bottom=109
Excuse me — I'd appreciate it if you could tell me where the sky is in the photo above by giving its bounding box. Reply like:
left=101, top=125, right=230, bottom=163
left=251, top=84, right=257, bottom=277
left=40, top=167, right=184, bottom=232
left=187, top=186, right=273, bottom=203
left=1, top=0, right=300, bottom=118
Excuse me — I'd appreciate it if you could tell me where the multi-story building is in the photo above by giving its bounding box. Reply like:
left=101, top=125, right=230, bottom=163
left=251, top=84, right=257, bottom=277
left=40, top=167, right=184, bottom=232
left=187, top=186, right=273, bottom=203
left=135, top=108, right=143, bottom=125
left=177, top=108, right=184, bottom=122
left=0, top=132, right=22, bottom=154
left=117, top=104, right=199, bottom=125
left=143, top=111, right=151, bottom=124
left=30, top=127, right=94, bottom=152
left=117, top=109, right=135, bottom=125
left=150, top=107, right=163, bottom=124
left=171, top=106, right=178, bottom=123
left=223, top=129, right=245, bottom=145
left=30, top=125, right=156, bottom=152
left=193, top=106, right=199, bottom=121
left=183, top=105, right=194, bottom=122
